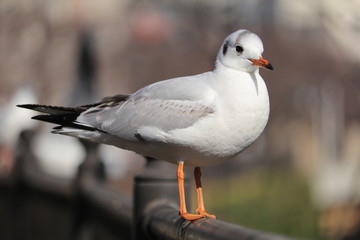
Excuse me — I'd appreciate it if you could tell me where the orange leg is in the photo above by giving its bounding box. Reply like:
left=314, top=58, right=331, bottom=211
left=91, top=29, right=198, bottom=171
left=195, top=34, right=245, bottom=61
left=194, top=167, right=216, bottom=219
left=177, top=161, right=189, bottom=217
left=176, top=162, right=216, bottom=220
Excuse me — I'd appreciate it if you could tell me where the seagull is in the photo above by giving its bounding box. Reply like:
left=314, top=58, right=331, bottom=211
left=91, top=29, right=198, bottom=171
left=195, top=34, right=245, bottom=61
left=18, top=29, right=273, bottom=220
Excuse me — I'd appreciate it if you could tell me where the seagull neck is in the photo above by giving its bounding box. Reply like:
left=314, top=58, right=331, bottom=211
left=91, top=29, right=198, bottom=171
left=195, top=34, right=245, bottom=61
left=214, top=60, right=258, bottom=77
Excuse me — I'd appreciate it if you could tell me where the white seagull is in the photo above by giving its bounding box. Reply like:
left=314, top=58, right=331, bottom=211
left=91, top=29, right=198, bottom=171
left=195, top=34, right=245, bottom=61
left=18, top=29, right=273, bottom=220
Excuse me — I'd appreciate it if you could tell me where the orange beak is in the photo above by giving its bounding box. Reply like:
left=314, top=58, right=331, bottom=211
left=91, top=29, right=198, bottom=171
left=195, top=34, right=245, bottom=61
left=249, top=57, right=273, bottom=70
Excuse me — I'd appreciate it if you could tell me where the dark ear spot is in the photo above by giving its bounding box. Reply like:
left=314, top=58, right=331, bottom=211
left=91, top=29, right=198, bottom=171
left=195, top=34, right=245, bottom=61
left=222, top=41, right=228, bottom=55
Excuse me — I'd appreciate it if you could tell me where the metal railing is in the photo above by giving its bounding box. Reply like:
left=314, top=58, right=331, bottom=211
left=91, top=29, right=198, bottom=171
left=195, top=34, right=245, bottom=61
left=0, top=130, right=295, bottom=240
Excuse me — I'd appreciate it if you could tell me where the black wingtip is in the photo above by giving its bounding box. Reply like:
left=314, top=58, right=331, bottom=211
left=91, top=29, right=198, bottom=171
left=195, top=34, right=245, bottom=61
left=31, top=114, right=100, bottom=132
left=31, top=114, right=58, bottom=123
left=17, top=104, right=85, bottom=115
left=17, top=104, right=39, bottom=110
left=18, top=103, right=106, bottom=133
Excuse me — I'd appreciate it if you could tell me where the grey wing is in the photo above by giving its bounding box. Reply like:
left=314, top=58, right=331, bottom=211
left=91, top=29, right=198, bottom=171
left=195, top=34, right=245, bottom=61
left=77, top=96, right=215, bottom=141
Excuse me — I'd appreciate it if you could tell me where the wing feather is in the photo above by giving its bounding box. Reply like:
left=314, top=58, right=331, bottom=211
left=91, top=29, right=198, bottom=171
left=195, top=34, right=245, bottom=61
left=77, top=72, right=217, bottom=141
left=78, top=97, right=214, bottom=141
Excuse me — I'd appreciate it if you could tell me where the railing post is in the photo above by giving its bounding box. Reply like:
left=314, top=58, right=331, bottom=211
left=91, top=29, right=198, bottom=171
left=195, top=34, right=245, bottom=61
left=133, top=158, right=190, bottom=240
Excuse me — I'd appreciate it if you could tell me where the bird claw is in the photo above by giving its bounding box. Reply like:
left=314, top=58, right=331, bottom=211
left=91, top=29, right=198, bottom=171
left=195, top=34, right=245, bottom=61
left=180, top=212, right=216, bottom=221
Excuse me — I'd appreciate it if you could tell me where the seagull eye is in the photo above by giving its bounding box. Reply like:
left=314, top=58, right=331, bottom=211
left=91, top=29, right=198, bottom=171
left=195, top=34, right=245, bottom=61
left=235, top=45, right=244, bottom=53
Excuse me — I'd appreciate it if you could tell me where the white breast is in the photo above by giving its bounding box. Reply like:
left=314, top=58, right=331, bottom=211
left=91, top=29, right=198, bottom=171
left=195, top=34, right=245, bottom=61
left=163, top=69, right=269, bottom=166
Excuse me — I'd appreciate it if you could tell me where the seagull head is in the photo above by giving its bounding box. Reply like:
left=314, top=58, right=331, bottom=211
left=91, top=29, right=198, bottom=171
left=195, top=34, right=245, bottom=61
left=216, top=29, right=273, bottom=73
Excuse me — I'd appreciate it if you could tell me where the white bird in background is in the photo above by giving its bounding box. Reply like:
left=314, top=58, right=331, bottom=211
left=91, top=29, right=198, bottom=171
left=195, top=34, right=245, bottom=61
left=0, top=85, right=38, bottom=173
left=31, top=125, right=86, bottom=179
left=0, top=85, right=38, bottom=147
left=18, top=29, right=273, bottom=220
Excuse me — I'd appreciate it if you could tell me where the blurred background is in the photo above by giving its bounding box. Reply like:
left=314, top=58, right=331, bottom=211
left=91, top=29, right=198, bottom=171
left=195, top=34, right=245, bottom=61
left=1, top=0, right=360, bottom=239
